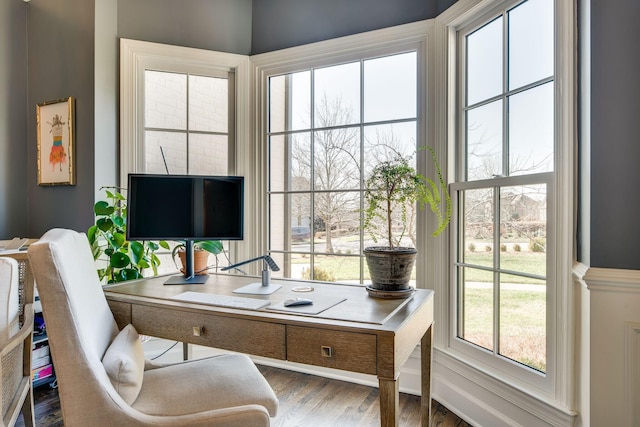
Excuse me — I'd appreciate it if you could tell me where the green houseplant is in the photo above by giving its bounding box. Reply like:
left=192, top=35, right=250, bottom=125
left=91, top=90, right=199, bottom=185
left=363, top=147, right=451, bottom=293
left=88, top=187, right=170, bottom=283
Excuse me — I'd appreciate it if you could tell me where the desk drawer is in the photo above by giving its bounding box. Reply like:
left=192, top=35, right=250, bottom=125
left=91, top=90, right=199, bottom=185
left=287, top=326, right=377, bottom=374
left=132, top=305, right=286, bottom=359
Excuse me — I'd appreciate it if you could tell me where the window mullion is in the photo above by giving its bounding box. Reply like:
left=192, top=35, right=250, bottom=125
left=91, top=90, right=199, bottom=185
left=309, top=69, right=316, bottom=280
left=359, top=59, right=366, bottom=284
left=227, top=72, right=236, bottom=174
left=493, top=185, right=501, bottom=356
left=493, top=12, right=510, bottom=356
left=502, top=11, right=510, bottom=178
left=186, top=73, right=191, bottom=174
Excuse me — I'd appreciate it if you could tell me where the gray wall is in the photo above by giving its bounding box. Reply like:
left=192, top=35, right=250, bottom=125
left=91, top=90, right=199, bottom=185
left=0, top=1, right=28, bottom=239
left=590, top=0, right=640, bottom=269
left=18, top=0, right=253, bottom=239
left=251, top=0, right=456, bottom=54
left=26, top=0, right=97, bottom=238
left=118, top=0, right=253, bottom=55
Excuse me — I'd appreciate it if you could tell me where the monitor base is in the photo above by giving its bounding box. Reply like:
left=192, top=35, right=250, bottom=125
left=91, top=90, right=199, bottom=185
left=164, top=274, right=209, bottom=285
left=233, top=282, right=282, bottom=295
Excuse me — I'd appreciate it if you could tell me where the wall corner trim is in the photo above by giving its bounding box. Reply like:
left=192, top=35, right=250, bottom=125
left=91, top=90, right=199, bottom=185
left=582, top=266, right=640, bottom=292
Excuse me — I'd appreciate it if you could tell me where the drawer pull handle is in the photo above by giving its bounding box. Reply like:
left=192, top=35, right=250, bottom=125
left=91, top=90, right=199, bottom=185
left=192, top=326, right=204, bottom=337
left=321, top=346, right=334, bottom=358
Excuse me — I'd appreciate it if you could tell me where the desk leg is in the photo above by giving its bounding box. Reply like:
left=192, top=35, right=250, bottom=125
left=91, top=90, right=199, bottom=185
left=421, top=324, right=433, bottom=427
left=183, top=342, right=190, bottom=361
left=378, top=376, right=399, bottom=427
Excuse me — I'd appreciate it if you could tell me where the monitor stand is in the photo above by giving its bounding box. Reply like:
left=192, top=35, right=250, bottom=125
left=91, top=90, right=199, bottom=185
left=164, top=240, right=209, bottom=285
left=233, top=269, right=281, bottom=295
left=165, top=274, right=209, bottom=285
left=233, top=282, right=281, bottom=295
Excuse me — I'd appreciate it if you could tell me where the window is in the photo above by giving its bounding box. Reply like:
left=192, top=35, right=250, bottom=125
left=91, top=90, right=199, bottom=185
left=265, top=50, right=421, bottom=283
left=143, top=70, right=234, bottom=176
left=120, top=39, right=246, bottom=183
left=449, top=0, right=565, bottom=392
left=120, top=39, right=253, bottom=270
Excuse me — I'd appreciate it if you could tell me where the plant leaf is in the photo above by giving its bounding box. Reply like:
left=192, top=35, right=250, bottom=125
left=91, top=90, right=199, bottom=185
left=96, top=217, right=114, bottom=232
left=129, top=241, right=144, bottom=264
left=113, top=215, right=126, bottom=228
left=94, top=201, right=114, bottom=216
left=87, top=225, right=97, bottom=243
left=118, top=268, right=141, bottom=282
left=111, top=232, right=126, bottom=249
left=196, top=240, right=223, bottom=254
left=109, top=252, right=130, bottom=268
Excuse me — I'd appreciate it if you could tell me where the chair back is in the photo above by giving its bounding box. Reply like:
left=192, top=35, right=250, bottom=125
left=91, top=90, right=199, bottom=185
left=28, top=229, right=120, bottom=424
left=0, top=258, right=20, bottom=340
left=0, top=256, right=35, bottom=426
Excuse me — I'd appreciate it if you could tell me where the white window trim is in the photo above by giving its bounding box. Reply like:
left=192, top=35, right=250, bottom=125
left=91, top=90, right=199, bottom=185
left=430, top=0, right=578, bottom=425
left=119, top=38, right=257, bottom=265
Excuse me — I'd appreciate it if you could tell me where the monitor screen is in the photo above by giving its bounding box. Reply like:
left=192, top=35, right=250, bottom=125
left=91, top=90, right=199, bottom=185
left=126, top=174, right=244, bottom=241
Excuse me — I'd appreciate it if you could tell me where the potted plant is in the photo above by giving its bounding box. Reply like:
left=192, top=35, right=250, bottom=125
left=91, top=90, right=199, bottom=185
left=363, top=146, right=451, bottom=294
left=88, top=187, right=170, bottom=283
left=171, top=240, right=224, bottom=276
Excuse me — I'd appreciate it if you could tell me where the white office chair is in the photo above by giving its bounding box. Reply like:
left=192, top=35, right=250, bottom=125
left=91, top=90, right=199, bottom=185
left=0, top=256, right=35, bottom=427
left=28, top=228, right=278, bottom=426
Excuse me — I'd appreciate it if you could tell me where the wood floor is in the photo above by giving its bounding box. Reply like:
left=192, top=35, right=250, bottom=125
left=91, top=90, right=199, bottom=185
left=17, top=365, right=471, bottom=426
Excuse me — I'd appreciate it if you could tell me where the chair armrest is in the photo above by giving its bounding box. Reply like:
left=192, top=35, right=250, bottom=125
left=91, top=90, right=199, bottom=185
left=0, top=304, right=34, bottom=359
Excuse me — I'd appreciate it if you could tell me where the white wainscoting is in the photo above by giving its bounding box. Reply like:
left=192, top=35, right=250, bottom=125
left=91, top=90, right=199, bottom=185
left=625, top=322, right=640, bottom=427
left=581, top=266, right=640, bottom=427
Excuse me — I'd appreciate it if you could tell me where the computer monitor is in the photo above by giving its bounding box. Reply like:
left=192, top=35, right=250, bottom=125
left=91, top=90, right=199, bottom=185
left=127, top=174, right=244, bottom=284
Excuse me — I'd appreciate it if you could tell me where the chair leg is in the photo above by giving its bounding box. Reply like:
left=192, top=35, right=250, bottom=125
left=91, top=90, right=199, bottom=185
left=20, top=386, right=35, bottom=427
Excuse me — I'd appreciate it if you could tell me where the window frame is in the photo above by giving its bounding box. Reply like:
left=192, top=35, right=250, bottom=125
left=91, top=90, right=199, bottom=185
left=252, top=22, right=436, bottom=286
left=264, top=52, right=421, bottom=283
left=434, top=0, right=577, bottom=413
left=119, top=38, right=256, bottom=265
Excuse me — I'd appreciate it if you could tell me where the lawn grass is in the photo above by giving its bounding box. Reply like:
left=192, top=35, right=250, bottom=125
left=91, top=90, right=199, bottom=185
left=462, top=251, right=546, bottom=284
left=461, top=285, right=546, bottom=371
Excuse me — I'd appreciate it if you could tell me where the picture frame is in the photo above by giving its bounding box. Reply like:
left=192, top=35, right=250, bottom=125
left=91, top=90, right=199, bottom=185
left=37, top=97, right=75, bottom=186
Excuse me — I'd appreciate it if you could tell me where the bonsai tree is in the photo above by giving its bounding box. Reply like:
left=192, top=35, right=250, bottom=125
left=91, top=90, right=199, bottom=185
left=88, top=187, right=170, bottom=283
left=363, top=146, right=451, bottom=250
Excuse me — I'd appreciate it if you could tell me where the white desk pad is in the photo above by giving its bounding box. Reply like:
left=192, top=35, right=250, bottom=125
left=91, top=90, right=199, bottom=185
left=170, top=291, right=270, bottom=310
left=267, top=296, right=347, bottom=315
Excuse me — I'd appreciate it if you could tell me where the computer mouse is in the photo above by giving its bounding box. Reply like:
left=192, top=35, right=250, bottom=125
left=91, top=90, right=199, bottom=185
left=283, top=297, right=313, bottom=307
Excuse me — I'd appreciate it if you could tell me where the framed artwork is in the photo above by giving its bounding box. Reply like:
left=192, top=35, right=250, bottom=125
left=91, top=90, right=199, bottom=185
left=37, top=97, right=75, bottom=186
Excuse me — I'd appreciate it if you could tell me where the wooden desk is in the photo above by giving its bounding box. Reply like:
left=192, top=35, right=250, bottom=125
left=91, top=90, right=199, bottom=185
left=104, top=274, right=434, bottom=427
